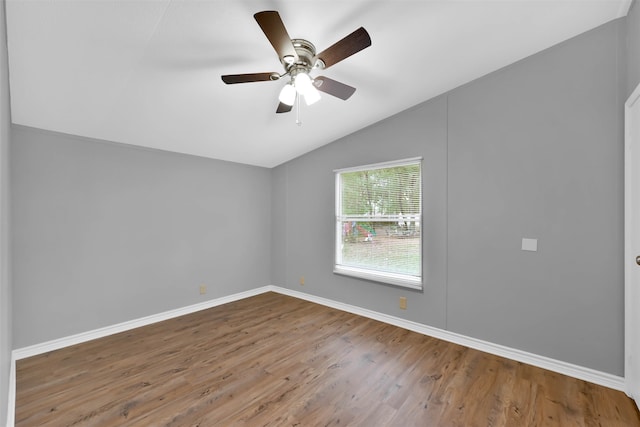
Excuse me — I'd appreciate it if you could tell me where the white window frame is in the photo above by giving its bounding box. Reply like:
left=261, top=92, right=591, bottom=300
left=334, top=157, right=423, bottom=290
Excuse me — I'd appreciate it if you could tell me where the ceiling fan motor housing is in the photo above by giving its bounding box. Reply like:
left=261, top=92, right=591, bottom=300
left=283, top=39, right=322, bottom=75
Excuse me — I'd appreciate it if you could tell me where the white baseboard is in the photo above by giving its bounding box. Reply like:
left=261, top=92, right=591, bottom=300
left=7, top=283, right=625, bottom=426
left=268, top=286, right=626, bottom=392
left=12, top=286, right=271, bottom=361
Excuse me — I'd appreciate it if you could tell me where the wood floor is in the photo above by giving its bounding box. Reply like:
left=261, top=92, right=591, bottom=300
left=15, top=292, right=640, bottom=426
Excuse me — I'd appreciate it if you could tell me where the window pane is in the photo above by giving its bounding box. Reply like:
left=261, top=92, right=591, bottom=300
left=340, top=163, right=421, bottom=217
left=339, top=221, right=421, bottom=276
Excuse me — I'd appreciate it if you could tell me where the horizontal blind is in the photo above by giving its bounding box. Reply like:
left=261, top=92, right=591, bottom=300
left=335, top=159, right=422, bottom=286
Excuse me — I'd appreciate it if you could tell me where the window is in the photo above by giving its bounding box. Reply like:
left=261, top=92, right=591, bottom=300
left=335, top=157, right=422, bottom=289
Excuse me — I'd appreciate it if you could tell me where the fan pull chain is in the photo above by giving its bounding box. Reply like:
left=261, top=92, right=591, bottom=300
left=296, top=93, right=302, bottom=126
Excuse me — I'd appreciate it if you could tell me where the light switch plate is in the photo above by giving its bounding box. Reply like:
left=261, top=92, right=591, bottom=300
left=522, top=238, right=538, bottom=252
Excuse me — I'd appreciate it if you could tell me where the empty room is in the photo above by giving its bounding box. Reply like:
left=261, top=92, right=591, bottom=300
left=2, top=0, right=640, bottom=426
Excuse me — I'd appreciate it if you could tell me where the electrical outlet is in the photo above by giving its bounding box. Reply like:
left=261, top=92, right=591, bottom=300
left=399, top=297, right=407, bottom=310
left=299, top=276, right=305, bottom=286
left=199, top=285, right=207, bottom=295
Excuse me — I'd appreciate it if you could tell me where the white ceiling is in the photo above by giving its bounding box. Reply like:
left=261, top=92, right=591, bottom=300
left=4, top=0, right=632, bottom=168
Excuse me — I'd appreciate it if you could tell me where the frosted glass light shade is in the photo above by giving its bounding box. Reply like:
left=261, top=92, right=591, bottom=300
left=294, top=73, right=320, bottom=105
left=278, top=84, right=296, bottom=106
left=294, top=73, right=313, bottom=95
left=303, top=87, right=321, bottom=105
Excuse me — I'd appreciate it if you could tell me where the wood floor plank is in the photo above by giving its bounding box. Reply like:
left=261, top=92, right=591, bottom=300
left=15, top=292, right=640, bottom=426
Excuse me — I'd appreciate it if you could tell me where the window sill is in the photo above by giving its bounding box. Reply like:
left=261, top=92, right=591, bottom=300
left=334, top=266, right=422, bottom=290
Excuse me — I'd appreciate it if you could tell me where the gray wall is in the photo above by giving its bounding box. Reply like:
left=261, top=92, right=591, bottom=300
left=11, top=128, right=272, bottom=348
left=271, top=96, right=449, bottom=328
left=629, top=0, right=640, bottom=96
left=0, top=0, right=12, bottom=423
left=446, top=20, right=624, bottom=373
left=272, top=19, right=626, bottom=375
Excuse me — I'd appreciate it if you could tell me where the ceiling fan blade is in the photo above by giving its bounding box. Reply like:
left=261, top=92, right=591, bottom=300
left=221, top=73, right=278, bottom=84
left=276, top=102, right=293, bottom=114
left=314, top=27, right=371, bottom=69
left=313, top=76, right=356, bottom=100
left=254, top=11, right=298, bottom=62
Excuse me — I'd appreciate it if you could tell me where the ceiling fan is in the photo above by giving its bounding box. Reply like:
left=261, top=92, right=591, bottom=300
left=221, top=11, right=371, bottom=116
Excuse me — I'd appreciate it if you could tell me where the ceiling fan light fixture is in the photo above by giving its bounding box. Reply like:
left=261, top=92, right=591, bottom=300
left=292, top=72, right=321, bottom=106
left=279, top=83, right=296, bottom=106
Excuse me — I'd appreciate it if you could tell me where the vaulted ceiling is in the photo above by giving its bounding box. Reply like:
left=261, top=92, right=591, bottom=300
left=4, top=1, right=632, bottom=167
